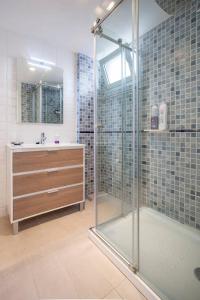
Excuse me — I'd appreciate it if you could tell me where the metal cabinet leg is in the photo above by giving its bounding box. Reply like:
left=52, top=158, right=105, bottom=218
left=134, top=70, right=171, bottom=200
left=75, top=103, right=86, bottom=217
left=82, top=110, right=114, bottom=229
left=80, top=202, right=85, bottom=211
left=13, top=222, right=19, bottom=235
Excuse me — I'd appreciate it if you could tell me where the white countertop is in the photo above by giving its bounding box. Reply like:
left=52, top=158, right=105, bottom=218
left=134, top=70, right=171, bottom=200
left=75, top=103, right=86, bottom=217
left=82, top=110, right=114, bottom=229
left=7, top=143, right=85, bottom=152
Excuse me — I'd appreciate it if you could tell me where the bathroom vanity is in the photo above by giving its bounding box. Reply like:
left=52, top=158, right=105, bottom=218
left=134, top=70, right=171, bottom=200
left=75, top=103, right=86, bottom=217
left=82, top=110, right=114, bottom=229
left=7, top=143, right=85, bottom=233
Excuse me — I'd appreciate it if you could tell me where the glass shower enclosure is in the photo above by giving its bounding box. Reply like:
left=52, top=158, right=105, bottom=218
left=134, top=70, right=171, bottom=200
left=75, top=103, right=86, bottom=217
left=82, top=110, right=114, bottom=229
left=91, top=1, right=200, bottom=300
left=94, top=0, right=138, bottom=270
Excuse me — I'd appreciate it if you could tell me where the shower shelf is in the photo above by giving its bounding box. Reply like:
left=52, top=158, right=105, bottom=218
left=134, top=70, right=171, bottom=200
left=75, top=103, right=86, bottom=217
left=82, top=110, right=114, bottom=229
left=142, top=129, right=169, bottom=133
left=142, top=129, right=200, bottom=133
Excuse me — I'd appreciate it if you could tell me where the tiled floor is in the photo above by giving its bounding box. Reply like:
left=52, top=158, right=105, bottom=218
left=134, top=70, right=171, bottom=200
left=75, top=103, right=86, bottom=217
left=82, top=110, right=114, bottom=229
left=0, top=201, right=146, bottom=300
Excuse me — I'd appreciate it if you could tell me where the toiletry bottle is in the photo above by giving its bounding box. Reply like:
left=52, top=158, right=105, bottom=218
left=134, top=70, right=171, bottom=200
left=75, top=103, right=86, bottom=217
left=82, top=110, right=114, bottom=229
left=159, top=102, right=167, bottom=131
left=54, top=135, right=60, bottom=144
left=151, top=105, right=159, bottom=129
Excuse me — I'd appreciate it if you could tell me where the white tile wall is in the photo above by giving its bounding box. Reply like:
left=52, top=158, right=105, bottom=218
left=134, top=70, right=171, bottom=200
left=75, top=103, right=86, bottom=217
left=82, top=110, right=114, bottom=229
left=0, top=28, right=77, bottom=216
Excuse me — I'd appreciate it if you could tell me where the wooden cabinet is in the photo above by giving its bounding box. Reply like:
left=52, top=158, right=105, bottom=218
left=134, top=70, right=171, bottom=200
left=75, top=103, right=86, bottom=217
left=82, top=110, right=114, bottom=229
left=13, top=167, right=83, bottom=196
left=13, top=185, right=83, bottom=220
left=13, top=149, right=83, bottom=172
left=7, top=144, right=85, bottom=233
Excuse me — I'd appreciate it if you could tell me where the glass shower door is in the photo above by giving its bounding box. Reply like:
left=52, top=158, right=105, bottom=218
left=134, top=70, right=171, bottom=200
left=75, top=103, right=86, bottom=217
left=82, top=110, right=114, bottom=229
left=94, top=0, right=137, bottom=268
left=137, top=0, right=200, bottom=299
left=95, top=36, right=124, bottom=227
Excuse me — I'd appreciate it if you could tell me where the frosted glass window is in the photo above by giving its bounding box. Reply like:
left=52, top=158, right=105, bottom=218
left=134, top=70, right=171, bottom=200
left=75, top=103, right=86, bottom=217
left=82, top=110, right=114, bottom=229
left=104, top=54, right=131, bottom=84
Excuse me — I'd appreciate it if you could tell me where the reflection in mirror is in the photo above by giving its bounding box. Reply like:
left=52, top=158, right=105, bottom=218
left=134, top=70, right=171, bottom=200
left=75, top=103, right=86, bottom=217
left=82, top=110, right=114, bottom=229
left=17, top=57, right=63, bottom=124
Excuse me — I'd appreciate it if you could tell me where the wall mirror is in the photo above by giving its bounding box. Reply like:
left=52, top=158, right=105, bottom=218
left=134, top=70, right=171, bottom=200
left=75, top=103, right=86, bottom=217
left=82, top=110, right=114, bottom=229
left=17, top=57, right=63, bottom=124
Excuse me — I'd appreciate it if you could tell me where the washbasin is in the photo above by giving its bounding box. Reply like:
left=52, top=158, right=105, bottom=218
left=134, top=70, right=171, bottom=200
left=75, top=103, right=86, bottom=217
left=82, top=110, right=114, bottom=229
left=7, top=143, right=84, bottom=150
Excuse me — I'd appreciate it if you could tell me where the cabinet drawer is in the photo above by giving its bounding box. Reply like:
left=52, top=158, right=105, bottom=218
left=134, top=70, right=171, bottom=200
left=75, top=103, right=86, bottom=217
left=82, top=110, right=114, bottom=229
left=13, top=167, right=83, bottom=196
left=13, top=149, right=83, bottom=173
left=13, top=185, right=83, bottom=220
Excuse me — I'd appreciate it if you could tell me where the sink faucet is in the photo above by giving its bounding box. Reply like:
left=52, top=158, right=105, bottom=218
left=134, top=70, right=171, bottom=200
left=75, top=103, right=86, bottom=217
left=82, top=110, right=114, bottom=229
left=40, top=132, right=47, bottom=144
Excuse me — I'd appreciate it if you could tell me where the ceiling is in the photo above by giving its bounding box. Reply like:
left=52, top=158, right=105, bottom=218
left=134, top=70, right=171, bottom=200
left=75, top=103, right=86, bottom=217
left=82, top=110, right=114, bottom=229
left=0, top=0, right=101, bottom=56
left=0, top=0, right=170, bottom=58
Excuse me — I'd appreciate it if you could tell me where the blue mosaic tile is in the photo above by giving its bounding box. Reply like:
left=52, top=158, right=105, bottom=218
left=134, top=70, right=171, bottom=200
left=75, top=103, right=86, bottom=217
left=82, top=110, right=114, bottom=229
left=77, top=53, right=94, bottom=197
left=140, top=0, right=200, bottom=229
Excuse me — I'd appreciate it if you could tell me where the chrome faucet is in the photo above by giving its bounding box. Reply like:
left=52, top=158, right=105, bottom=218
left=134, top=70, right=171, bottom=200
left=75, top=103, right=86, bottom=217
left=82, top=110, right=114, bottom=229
left=40, top=132, right=47, bottom=144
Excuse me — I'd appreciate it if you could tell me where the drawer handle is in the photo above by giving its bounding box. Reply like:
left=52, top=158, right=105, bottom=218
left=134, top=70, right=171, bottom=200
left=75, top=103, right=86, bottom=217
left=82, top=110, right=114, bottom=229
left=47, top=150, right=58, bottom=153
left=47, top=170, right=58, bottom=174
left=47, top=189, right=59, bottom=194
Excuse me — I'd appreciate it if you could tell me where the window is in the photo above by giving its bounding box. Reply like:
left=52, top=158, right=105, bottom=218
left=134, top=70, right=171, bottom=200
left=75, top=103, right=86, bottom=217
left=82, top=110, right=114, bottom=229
left=104, top=54, right=131, bottom=85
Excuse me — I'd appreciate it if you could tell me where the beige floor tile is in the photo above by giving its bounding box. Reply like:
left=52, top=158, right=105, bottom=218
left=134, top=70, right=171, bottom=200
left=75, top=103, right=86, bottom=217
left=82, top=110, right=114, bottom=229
left=27, top=251, right=78, bottom=299
left=82, top=244, right=125, bottom=288
left=68, top=269, right=113, bottom=299
left=104, top=288, right=123, bottom=299
left=55, top=234, right=124, bottom=290
left=116, top=278, right=146, bottom=300
left=56, top=237, right=114, bottom=298
left=0, top=201, right=146, bottom=300
left=0, top=261, right=38, bottom=300
left=0, top=239, right=28, bottom=272
left=59, top=238, right=111, bottom=295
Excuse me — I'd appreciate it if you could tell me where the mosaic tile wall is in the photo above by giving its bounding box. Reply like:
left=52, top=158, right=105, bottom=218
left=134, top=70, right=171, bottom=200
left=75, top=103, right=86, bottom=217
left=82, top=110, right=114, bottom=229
left=95, top=0, right=200, bottom=230
left=77, top=53, right=94, bottom=197
left=97, top=62, right=134, bottom=214
left=140, top=0, right=200, bottom=229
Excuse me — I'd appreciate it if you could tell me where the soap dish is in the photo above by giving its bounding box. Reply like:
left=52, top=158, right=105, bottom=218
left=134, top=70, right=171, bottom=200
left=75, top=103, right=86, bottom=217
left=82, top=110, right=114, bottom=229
left=11, top=141, right=24, bottom=146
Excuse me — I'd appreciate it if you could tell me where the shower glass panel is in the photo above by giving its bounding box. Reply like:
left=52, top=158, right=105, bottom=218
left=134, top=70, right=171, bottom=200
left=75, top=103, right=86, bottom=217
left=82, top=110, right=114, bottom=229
left=138, top=0, right=200, bottom=300
left=93, top=0, right=200, bottom=299
left=94, top=0, right=136, bottom=266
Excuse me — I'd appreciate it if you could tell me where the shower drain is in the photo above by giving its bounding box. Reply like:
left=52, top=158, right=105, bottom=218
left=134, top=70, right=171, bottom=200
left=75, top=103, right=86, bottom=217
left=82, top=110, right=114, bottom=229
left=194, top=268, right=200, bottom=281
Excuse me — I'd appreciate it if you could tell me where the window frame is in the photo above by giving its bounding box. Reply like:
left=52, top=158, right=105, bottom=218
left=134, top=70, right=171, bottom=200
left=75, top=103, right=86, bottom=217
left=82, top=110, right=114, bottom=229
left=100, top=48, right=132, bottom=88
